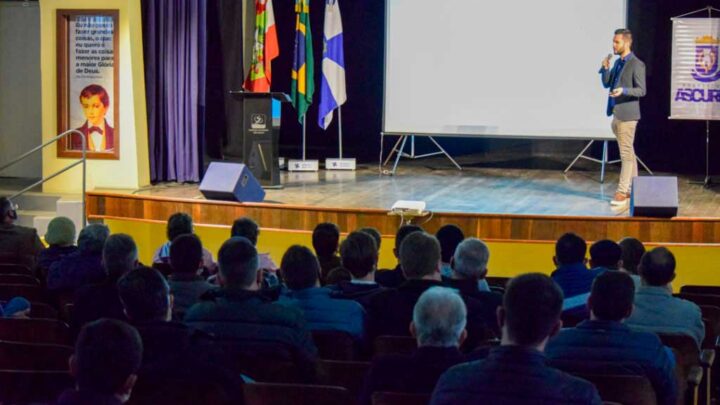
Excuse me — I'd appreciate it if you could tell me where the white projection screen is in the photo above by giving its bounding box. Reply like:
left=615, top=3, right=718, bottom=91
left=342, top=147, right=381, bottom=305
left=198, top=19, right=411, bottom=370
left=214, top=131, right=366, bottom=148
left=383, top=0, right=627, bottom=140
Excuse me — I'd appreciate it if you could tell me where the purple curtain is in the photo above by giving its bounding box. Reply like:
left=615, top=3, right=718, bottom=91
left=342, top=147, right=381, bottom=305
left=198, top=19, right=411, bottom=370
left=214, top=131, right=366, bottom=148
left=142, top=0, right=206, bottom=183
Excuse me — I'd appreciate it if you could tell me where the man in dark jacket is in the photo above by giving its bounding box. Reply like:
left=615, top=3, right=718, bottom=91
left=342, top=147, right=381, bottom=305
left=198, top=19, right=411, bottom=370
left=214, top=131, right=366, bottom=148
left=47, top=223, right=109, bottom=292
left=431, top=273, right=601, bottom=404
left=117, top=267, right=242, bottom=402
left=184, top=237, right=317, bottom=380
left=546, top=271, right=677, bottom=405
left=57, top=319, right=143, bottom=405
left=71, top=234, right=136, bottom=331
left=0, top=197, right=44, bottom=267
left=360, top=286, right=475, bottom=404
left=374, top=224, right=422, bottom=288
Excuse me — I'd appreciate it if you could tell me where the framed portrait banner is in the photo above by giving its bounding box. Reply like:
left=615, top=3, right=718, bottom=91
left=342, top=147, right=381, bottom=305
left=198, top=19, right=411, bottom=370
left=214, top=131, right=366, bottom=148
left=56, top=10, right=119, bottom=160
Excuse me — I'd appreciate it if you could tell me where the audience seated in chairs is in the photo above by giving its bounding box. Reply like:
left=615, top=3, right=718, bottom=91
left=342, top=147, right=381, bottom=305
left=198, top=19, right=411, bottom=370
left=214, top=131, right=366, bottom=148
left=312, top=223, right=342, bottom=285
left=184, top=236, right=317, bottom=378
left=47, top=224, right=109, bottom=292
left=360, top=286, right=474, bottom=405
left=232, top=217, right=278, bottom=272
left=329, top=231, right=384, bottom=306
left=442, top=237, right=502, bottom=337
left=551, top=232, right=603, bottom=303
left=152, top=213, right=217, bottom=273
left=431, top=273, right=602, bottom=404
left=0, top=197, right=44, bottom=268
left=278, top=245, right=365, bottom=341
left=117, top=267, right=242, bottom=403
left=626, top=247, right=705, bottom=348
left=167, top=234, right=216, bottom=320
left=545, top=270, right=678, bottom=405
left=38, top=217, right=78, bottom=280
left=57, top=318, right=143, bottom=405
left=435, top=224, right=464, bottom=279
left=72, top=234, right=138, bottom=330
left=375, top=225, right=422, bottom=288
left=618, top=237, right=645, bottom=288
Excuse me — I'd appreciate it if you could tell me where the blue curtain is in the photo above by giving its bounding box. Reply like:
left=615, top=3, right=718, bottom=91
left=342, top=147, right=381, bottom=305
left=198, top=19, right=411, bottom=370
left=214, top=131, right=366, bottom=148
left=142, top=0, right=206, bottom=183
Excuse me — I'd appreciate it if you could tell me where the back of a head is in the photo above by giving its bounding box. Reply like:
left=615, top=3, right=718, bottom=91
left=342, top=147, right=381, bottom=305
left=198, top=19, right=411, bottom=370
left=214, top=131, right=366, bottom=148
left=639, top=247, right=676, bottom=286
left=555, top=233, right=587, bottom=266
left=413, top=286, right=467, bottom=347
left=312, top=222, right=340, bottom=257
left=618, top=237, right=645, bottom=275
left=504, top=273, right=563, bottom=346
left=589, top=271, right=635, bottom=322
left=0, top=197, right=15, bottom=222
left=166, top=213, right=193, bottom=242
left=281, top=245, right=320, bottom=290
left=169, top=233, right=203, bottom=274
left=78, top=223, right=110, bottom=255
left=394, top=224, right=423, bottom=253
left=589, top=239, right=622, bottom=269
left=103, top=234, right=138, bottom=280
left=217, top=237, right=259, bottom=288
left=400, top=232, right=440, bottom=279
left=435, top=224, right=465, bottom=264
left=340, top=231, right=378, bottom=279
left=118, top=267, right=170, bottom=322
left=231, top=217, right=259, bottom=246
left=357, top=227, right=382, bottom=250
left=452, top=237, right=490, bottom=280
left=74, top=319, right=143, bottom=394
left=45, top=216, right=76, bottom=247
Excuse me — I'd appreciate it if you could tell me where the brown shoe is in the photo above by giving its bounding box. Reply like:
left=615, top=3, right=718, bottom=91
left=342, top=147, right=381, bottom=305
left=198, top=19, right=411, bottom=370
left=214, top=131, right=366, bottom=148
left=610, top=192, right=630, bottom=206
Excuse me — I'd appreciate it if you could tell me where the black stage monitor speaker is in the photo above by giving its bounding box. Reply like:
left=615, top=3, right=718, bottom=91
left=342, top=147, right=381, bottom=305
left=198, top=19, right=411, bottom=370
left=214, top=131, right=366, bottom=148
left=199, top=162, right=266, bottom=202
left=630, top=176, right=678, bottom=218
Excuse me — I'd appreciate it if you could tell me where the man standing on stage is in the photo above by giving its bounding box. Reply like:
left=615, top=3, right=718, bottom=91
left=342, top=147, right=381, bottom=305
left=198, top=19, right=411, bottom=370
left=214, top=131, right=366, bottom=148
left=600, top=28, right=646, bottom=206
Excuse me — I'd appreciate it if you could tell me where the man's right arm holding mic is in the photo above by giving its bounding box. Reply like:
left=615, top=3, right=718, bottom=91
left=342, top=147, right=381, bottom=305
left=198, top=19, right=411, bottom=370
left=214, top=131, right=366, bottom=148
left=599, top=54, right=613, bottom=88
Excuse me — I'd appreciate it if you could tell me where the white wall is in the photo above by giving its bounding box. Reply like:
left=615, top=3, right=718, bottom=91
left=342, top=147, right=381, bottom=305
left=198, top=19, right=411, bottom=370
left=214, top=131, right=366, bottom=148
left=0, top=2, right=42, bottom=178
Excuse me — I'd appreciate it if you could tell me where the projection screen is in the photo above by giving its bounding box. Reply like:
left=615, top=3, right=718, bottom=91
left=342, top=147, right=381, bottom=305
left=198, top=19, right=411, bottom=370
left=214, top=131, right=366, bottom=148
left=383, top=0, right=628, bottom=140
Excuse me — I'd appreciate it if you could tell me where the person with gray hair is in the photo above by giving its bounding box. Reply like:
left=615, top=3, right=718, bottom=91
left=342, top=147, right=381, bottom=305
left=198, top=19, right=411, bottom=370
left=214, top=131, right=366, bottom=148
left=47, top=223, right=110, bottom=291
left=443, top=238, right=502, bottom=337
left=359, top=287, right=474, bottom=404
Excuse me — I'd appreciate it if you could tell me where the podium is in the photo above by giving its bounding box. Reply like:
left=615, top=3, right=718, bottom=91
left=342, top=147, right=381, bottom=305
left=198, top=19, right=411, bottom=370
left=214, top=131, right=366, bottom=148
left=229, top=91, right=291, bottom=188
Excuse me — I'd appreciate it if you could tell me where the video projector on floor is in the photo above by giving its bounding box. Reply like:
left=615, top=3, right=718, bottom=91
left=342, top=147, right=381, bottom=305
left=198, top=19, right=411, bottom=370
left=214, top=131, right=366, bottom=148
left=390, top=200, right=427, bottom=216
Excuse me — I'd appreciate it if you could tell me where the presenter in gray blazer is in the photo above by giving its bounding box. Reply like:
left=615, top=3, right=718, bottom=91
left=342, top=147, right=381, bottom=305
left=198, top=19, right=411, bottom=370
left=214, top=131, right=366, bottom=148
left=600, top=28, right=646, bottom=206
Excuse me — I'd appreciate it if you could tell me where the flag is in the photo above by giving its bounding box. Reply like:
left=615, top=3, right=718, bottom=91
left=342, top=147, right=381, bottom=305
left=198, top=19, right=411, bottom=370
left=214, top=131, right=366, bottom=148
left=243, top=0, right=279, bottom=92
left=291, top=0, right=314, bottom=122
left=318, top=0, right=347, bottom=129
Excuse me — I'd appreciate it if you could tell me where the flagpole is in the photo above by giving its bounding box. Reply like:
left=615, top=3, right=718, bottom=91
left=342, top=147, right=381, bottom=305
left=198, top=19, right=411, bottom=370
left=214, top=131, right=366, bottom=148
left=302, top=114, right=307, bottom=161
left=338, top=106, right=343, bottom=159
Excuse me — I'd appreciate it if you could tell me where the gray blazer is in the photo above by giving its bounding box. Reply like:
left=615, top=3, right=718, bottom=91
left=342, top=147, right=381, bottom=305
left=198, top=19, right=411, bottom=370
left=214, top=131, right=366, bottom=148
left=600, top=54, right=646, bottom=121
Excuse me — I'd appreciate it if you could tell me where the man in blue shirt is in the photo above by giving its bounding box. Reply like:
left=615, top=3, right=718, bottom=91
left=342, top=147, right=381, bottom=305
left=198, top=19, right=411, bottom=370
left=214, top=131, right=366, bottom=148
left=279, top=245, right=365, bottom=340
left=546, top=271, right=678, bottom=405
left=431, top=273, right=601, bottom=404
left=551, top=233, right=604, bottom=299
left=626, top=247, right=705, bottom=348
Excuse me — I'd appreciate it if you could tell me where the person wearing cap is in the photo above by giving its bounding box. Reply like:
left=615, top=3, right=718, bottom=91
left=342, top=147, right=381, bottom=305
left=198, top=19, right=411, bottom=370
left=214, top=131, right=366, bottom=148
left=38, top=217, right=78, bottom=280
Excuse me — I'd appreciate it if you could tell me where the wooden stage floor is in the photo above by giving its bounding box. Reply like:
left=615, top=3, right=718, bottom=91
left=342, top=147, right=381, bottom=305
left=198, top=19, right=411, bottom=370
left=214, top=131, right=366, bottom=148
left=88, top=160, right=720, bottom=245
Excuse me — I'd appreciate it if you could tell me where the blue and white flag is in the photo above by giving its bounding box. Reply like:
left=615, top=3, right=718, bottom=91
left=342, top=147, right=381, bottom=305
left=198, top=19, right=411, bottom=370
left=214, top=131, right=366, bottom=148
left=318, top=0, right=347, bottom=129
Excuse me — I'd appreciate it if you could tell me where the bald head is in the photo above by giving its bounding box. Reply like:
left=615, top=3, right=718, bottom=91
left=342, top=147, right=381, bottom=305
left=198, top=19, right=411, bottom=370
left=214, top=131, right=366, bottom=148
left=639, top=247, right=676, bottom=287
